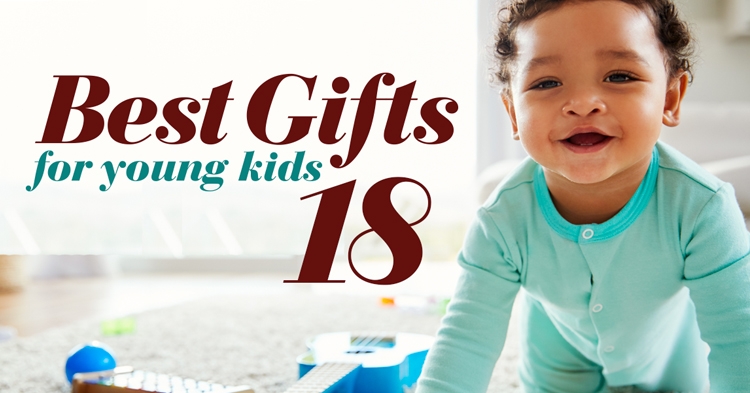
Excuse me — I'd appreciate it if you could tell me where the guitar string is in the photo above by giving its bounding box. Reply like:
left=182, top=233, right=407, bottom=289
left=351, top=331, right=386, bottom=352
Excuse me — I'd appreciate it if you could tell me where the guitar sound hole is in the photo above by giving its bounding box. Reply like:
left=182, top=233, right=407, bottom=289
left=346, top=348, right=375, bottom=354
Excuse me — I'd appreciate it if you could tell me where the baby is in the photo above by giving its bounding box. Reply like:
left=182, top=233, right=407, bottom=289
left=415, top=1, right=750, bottom=392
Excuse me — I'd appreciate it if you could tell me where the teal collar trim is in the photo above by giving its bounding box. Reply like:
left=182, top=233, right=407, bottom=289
left=533, top=147, right=659, bottom=243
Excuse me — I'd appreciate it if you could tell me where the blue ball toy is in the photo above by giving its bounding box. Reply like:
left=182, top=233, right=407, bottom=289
left=65, top=341, right=117, bottom=383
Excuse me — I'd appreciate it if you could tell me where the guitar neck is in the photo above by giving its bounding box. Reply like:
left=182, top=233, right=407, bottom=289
left=284, top=362, right=361, bottom=393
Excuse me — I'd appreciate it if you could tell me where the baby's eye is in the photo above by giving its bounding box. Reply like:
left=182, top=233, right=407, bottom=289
left=531, top=80, right=561, bottom=89
left=605, top=73, right=635, bottom=83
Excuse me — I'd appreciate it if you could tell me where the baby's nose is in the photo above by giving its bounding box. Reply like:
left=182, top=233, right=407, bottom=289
left=562, top=90, right=606, bottom=117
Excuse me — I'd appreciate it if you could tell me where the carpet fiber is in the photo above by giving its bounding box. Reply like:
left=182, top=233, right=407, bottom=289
left=0, top=290, right=522, bottom=393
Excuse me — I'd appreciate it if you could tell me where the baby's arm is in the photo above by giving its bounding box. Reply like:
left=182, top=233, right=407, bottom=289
left=682, top=184, right=750, bottom=392
left=416, top=208, right=521, bottom=393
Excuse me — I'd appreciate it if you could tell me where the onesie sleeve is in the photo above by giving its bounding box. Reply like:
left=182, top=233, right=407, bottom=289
left=682, top=184, right=750, bottom=392
left=416, top=208, right=522, bottom=393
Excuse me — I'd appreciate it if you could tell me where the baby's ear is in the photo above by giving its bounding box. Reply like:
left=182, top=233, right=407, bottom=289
left=663, top=72, right=689, bottom=127
left=501, top=92, right=520, bottom=140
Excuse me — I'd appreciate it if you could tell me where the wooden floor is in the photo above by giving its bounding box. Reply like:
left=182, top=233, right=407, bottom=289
left=0, top=262, right=458, bottom=338
left=0, top=273, right=292, bottom=337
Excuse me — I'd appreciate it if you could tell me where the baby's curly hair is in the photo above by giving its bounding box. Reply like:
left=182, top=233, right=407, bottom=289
left=494, top=0, right=695, bottom=93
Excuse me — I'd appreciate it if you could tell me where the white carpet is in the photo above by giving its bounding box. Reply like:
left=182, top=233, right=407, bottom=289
left=0, top=291, right=522, bottom=393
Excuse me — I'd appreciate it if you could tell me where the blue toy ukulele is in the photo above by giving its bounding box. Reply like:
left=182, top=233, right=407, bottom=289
left=286, top=332, right=434, bottom=393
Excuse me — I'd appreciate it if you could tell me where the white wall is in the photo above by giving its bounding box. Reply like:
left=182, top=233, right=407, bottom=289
left=677, top=0, right=750, bottom=103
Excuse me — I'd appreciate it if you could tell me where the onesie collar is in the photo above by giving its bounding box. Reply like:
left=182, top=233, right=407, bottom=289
left=533, top=147, right=659, bottom=243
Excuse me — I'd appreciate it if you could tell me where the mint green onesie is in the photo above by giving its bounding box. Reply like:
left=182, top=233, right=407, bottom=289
left=416, top=142, right=750, bottom=393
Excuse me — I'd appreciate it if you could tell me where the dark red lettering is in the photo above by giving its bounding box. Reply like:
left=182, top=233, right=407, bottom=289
left=383, top=81, right=416, bottom=144
left=39, top=75, right=110, bottom=143
left=330, top=72, right=393, bottom=169
left=318, top=77, right=349, bottom=145
left=157, top=97, right=200, bottom=144
left=246, top=74, right=317, bottom=145
left=415, top=97, right=457, bottom=144
left=200, top=81, right=233, bottom=144
left=107, top=98, right=158, bottom=144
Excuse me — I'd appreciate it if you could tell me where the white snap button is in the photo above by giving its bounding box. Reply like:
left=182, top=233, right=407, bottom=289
left=604, top=346, right=615, bottom=353
left=582, top=228, right=594, bottom=239
left=592, top=304, right=603, bottom=313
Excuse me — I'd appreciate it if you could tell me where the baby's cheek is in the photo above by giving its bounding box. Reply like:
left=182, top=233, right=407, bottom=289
left=517, top=129, right=541, bottom=151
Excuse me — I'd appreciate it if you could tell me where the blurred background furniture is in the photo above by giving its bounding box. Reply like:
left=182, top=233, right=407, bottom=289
left=0, top=255, right=26, bottom=293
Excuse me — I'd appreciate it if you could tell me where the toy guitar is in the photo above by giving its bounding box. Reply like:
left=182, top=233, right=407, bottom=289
left=285, top=332, right=434, bottom=393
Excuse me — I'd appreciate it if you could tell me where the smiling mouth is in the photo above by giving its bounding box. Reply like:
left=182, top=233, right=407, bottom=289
left=564, top=132, right=611, bottom=146
left=560, top=132, right=613, bottom=153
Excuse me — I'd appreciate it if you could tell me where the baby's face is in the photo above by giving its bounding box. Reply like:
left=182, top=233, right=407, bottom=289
left=504, top=0, right=684, bottom=185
